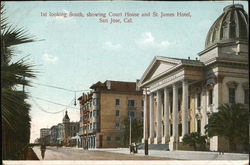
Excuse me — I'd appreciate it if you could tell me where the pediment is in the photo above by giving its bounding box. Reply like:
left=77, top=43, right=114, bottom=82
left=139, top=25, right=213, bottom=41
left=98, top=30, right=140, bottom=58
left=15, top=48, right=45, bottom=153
left=139, top=56, right=181, bottom=86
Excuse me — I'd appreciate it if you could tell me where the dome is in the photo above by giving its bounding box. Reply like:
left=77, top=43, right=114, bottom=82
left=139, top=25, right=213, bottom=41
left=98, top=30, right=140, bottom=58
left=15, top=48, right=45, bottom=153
left=63, top=110, right=70, bottom=121
left=205, top=4, right=248, bottom=49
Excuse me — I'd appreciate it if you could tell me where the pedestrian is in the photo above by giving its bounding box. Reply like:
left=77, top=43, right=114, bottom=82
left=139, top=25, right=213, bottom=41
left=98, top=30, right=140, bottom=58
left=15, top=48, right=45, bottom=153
left=40, top=143, right=46, bottom=159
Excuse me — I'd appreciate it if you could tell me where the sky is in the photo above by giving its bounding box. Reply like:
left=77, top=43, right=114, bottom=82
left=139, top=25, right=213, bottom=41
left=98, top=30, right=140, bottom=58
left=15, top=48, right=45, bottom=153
left=4, top=1, right=248, bottom=143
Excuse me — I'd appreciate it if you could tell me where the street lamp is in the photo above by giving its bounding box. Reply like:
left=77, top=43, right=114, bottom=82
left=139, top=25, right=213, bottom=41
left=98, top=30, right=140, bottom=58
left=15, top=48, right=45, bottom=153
left=129, top=116, right=132, bottom=146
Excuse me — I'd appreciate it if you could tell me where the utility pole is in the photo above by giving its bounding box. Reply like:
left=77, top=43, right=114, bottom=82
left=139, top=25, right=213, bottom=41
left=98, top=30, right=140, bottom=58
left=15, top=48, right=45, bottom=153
left=144, top=88, right=148, bottom=155
left=129, top=116, right=132, bottom=146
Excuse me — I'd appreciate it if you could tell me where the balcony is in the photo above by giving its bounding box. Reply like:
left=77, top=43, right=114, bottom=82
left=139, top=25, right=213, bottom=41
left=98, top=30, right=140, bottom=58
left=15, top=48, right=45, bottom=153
left=127, top=106, right=136, bottom=110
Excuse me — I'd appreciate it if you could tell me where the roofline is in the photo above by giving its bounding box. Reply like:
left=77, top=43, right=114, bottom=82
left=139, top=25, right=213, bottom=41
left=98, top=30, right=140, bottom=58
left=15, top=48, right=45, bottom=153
left=138, top=56, right=181, bottom=87
left=138, top=56, right=203, bottom=88
left=198, top=40, right=249, bottom=56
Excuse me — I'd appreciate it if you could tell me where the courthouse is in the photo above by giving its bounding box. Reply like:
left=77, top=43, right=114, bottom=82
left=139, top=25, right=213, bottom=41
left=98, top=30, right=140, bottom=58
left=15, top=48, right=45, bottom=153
left=138, top=4, right=248, bottom=151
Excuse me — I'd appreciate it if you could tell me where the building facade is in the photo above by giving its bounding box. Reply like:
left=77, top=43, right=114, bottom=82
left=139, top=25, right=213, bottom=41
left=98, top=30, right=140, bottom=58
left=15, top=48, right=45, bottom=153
left=39, top=112, right=79, bottom=146
left=57, top=123, right=63, bottom=144
left=138, top=4, right=248, bottom=152
left=78, top=80, right=143, bottom=148
left=50, top=125, right=58, bottom=144
left=40, top=128, right=50, bottom=139
left=62, top=111, right=80, bottom=146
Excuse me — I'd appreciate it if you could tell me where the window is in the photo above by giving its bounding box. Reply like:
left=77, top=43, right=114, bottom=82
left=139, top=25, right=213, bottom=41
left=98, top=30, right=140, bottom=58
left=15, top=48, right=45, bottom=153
left=93, top=122, right=96, bottom=129
left=244, top=89, right=249, bottom=104
left=197, top=93, right=201, bottom=107
left=197, top=120, right=201, bottom=133
left=170, top=100, right=173, bottom=113
left=229, top=88, right=235, bottom=104
left=106, top=136, right=111, bottom=141
left=93, top=110, right=96, bottom=117
left=141, top=100, right=144, bottom=107
left=209, top=89, right=213, bottom=105
left=128, top=100, right=135, bottom=107
left=178, top=124, right=182, bottom=136
left=128, top=111, right=135, bottom=118
left=188, top=95, right=191, bottom=109
left=115, top=136, right=121, bottom=141
left=115, top=110, right=120, bottom=117
left=170, top=124, right=173, bottom=136
left=93, top=98, right=100, bottom=106
left=115, top=123, right=120, bottom=129
left=90, top=123, right=92, bottom=129
left=178, top=98, right=181, bottom=111
left=141, top=111, right=144, bottom=118
left=115, top=99, right=120, bottom=106
left=96, top=122, right=100, bottom=129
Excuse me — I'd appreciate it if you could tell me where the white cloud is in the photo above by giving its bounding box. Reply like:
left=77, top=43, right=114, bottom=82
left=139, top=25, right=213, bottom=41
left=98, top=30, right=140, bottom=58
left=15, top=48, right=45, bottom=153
left=136, top=32, right=171, bottom=48
left=143, top=32, right=155, bottom=43
left=103, top=41, right=121, bottom=49
left=42, top=53, right=58, bottom=63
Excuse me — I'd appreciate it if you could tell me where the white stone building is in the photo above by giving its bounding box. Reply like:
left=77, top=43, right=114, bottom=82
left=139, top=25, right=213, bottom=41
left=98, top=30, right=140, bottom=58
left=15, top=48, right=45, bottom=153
left=138, top=4, right=248, bottom=151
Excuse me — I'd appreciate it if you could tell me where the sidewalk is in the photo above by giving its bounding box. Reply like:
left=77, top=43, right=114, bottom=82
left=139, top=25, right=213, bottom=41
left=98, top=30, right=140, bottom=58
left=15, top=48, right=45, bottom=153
left=89, top=148, right=249, bottom=160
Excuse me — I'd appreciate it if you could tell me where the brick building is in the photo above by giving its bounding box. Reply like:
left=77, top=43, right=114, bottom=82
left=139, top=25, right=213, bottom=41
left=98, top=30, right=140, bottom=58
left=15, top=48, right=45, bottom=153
left=78, top=80, right=143, bottom=148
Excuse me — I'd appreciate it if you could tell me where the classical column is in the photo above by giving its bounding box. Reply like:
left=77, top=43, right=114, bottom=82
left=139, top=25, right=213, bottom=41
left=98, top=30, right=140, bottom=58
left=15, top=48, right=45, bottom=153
left=182, top=80, right=189, bottom=136
left=164, top=88, right=170, bottom=136
left=149, top=93, right=154, bottom=142
left=162, top=87, right=170, bottom=143
left=156, top=90, right=162, bottom=142
left=172, top=84, right=178, bottom=138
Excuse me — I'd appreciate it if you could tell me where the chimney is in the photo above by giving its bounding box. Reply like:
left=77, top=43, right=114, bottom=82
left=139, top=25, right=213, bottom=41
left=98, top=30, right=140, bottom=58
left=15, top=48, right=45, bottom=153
left=136, top=79, right=140, bottom=91
left=106, top=80, right=111, bottom=90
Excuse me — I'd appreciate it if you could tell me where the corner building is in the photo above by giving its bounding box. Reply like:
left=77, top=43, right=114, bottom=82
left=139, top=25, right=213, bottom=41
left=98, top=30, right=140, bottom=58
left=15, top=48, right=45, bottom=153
left=138, top=4, right=248, bottom=152
left=78, top=80, right=143, bottom=148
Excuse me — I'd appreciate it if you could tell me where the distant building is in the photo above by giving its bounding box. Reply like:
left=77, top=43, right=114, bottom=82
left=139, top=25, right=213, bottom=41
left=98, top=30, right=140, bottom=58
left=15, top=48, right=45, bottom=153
left=57, top=123, right=63, bottom=144
left=40, top=128, right=50, bottom=139
left=78, top=80, right=143, bottom=148
left=50, top=125, right=58, bottom=144
left=34, top=138, right=40, bottom=144
left=70, top=122, right=79, bottom=137
left=61, top=111, right=80, bottom=146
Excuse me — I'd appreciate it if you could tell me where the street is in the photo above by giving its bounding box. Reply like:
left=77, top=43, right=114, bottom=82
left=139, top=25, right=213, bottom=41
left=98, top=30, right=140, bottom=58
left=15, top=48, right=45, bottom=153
left=32, top=146, right=170, bottom=160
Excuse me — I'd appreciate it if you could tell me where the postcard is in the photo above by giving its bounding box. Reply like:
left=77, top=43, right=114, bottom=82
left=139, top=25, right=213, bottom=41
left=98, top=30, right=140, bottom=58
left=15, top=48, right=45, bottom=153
left=1, top=1, right=249, bottom=165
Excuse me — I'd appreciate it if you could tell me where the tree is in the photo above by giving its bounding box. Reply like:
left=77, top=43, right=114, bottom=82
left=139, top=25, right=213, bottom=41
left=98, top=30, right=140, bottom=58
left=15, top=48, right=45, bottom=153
left=205, top=103, right=249, bottom=152
left=1, top=3, right=37, bottom=159
left=182, top=132, right=207, bottom=151
left=122, top=117, right=143, bottom=146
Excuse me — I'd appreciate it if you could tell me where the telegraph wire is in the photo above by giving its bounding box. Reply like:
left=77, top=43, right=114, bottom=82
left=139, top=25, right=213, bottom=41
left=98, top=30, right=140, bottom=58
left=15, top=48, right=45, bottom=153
left=31, top=96, right=77, bottom=114
left=31, top=96, right=79, bottom=110
left=32, top=82, right=90, bottom=92
left=31, top=97, right=66, bottom=114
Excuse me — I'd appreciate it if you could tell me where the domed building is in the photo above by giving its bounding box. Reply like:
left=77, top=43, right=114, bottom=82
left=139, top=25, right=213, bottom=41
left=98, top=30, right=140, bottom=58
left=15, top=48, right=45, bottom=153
left=56, top=110, right=80, bottom=146
left=138, top=4, right=248, bottom=152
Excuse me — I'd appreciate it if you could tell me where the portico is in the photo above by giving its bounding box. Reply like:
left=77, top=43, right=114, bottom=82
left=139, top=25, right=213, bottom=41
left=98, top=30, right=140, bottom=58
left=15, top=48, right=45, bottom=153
left=139, top=57, right=203, bottom=150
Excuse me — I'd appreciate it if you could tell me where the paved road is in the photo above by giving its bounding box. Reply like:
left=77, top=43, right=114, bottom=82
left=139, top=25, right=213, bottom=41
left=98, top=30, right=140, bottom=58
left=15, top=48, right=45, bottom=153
left=32, top=146, right=170, bottom=160
left=95, top=148, right=249, bottom=160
